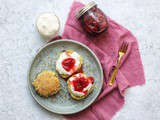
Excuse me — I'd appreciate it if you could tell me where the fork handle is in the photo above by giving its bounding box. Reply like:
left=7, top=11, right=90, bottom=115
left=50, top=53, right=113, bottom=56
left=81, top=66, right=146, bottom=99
left=109, top=57, right=121, bottom=86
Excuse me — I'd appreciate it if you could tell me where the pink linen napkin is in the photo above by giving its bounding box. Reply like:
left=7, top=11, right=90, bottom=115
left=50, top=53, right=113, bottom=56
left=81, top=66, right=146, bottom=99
left=49, top=1, right=145, bottom=120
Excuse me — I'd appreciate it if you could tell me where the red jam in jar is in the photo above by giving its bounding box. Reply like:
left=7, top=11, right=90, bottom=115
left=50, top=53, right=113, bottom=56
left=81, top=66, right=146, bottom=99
left=75, top=1, right=109, bottom=36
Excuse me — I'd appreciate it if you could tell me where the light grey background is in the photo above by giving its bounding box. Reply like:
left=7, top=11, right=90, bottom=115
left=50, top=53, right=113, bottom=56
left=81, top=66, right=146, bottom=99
left=0, top=0, right=160, bottom=120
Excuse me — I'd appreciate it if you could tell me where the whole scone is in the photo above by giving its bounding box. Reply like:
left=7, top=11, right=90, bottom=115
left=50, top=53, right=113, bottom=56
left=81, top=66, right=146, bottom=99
left=67, top=73, right=94, bottom=100
left=56, top=50, right=83, bottom=78
left=32, top=70, right=60, bottom=97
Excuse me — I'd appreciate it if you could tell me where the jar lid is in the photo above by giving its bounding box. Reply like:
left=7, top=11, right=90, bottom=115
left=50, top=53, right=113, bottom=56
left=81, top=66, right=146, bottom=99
left=75, top=1, right=96, bottom=20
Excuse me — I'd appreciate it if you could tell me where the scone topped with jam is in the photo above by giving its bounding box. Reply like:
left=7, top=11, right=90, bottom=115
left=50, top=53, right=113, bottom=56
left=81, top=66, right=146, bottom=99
left=32, top=70, right=60, bottom=97
left=56, top=50, right=83, bottom=78
left=67, top=73, right=94, bottom=100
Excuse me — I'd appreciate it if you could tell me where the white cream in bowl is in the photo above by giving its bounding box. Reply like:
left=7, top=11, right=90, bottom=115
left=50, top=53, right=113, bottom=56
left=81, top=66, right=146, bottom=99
left=36, top=13, right=60, bottom=37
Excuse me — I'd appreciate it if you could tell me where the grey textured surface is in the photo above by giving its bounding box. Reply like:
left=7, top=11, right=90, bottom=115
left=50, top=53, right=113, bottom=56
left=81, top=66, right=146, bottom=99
left=0, top=0, right=160, bottom=120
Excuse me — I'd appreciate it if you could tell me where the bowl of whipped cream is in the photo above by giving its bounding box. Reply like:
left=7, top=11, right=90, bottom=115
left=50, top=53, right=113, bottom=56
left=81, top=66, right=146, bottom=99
left=36, top=13, right=60, bottom=38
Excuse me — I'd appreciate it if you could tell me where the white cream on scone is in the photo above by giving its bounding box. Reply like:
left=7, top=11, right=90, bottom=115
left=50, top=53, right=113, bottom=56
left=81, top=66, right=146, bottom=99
left=56, top=51, right=81, bottom=76
left=69, top=74, right=93, bottom=97
left=70, top=83, right=93, bottom=97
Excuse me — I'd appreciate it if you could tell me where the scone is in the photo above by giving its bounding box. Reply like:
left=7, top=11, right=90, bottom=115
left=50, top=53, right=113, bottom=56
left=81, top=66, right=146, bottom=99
left=56, top=50, right=83, bottom=78
left=32, top=70, right=60, bottom=97
left=67, top=73, right=94, bottom=100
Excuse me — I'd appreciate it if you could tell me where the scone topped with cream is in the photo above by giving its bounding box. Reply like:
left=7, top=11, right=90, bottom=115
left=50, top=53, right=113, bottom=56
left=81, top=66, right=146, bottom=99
left=67, top=73, right=94, bottom=100
left=56, top=50, right=83, bottom=78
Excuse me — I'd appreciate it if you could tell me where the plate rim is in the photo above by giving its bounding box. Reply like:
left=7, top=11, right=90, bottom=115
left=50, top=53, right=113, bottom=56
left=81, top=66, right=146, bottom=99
left=27, top=39, right=103, bottom=114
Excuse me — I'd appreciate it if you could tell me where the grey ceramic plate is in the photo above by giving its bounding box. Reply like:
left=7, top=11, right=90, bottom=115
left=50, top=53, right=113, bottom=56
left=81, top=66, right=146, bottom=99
left=28, top=39, right=103, bottom=114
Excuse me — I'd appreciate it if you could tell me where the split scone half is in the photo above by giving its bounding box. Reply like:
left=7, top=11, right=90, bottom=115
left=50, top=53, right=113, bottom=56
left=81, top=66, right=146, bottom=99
left=67, top=73, right=94, bottom=100
left=32, top=70, right=60, bottom=97
left=56, top=50, right=83, bottom=78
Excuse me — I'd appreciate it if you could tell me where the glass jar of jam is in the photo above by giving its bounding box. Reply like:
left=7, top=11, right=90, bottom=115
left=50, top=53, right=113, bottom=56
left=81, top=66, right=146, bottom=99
left=75, top=1, right=109, bottom=36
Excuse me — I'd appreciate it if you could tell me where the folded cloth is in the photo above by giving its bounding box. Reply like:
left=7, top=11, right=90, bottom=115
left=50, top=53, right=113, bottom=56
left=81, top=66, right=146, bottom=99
left=49, top=1, right=145, bottom=120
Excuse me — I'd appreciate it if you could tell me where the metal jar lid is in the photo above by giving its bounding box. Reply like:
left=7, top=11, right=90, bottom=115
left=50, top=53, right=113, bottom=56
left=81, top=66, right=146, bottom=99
left=75, top=1, right=96, bottom=20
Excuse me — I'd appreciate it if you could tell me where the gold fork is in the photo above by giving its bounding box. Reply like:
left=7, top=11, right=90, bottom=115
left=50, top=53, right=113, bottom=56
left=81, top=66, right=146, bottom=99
left=109, top=42, right=128, bottom=86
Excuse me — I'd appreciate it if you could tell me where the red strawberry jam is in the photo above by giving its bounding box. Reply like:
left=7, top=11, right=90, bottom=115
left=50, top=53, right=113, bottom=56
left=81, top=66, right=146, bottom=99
left=62, top=58, right=75, bottom=72
left=71, top=74, right=94, bottom=94
left=89, top=77, right=94, bottom=84
left=73, top=76, right=89, bottom=93
left=75, top=1, right=109, bottom=36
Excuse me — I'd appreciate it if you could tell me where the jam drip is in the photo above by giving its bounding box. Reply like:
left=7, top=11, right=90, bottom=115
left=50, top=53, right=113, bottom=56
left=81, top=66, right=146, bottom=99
left=62, top=58, right=75, bottom=72
left=89, top=77, right=94, bottom=84
left=75, top=66, right=83, bottom=74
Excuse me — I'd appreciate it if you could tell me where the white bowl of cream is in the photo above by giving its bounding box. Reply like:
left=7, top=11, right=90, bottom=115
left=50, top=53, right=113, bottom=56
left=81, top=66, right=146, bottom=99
left=36, top=13, right=60, bottom=38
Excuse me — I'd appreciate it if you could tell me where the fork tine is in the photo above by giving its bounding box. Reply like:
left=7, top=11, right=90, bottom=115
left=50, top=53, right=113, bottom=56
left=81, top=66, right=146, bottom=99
left=120, top=42, right=125, bottom=51
left=123, top=43, right=127, bottom=52
left=122, top=42, right=126, bottom=51
left=125, top=42, right=129, bottom=52
left=124, top=42, right=128, bottom=53
left=123, top=42, right=126, bottom=52
left=120, top=42, right=128, bottom=53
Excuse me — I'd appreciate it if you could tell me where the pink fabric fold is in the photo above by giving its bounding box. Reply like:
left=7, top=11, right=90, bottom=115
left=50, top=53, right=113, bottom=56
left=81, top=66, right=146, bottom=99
left=49, top=1, right=145, bottom=120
